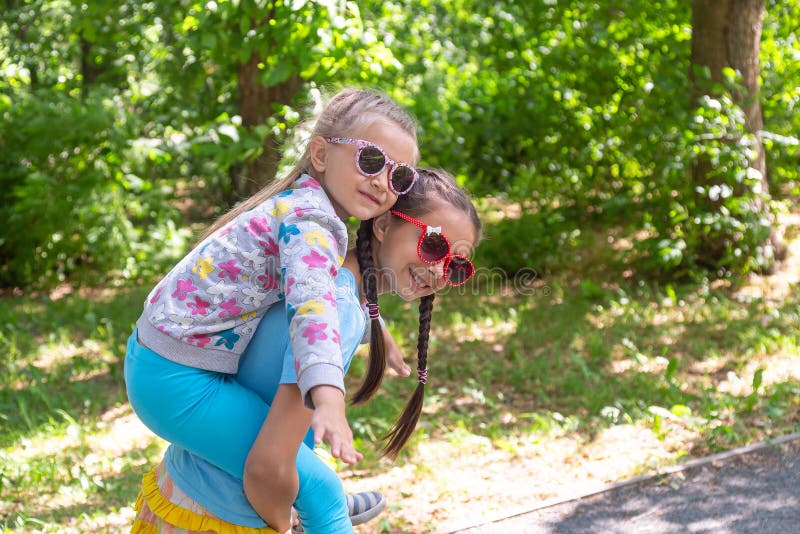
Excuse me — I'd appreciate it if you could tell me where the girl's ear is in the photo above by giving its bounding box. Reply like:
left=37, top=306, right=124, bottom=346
left=309, top=135, right=327, bottom=173
left=372, top=211, right=392, bottom=243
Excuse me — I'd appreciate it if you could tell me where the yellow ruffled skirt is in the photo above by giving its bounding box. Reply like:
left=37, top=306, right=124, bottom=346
left=131, top=460, right=279, bottom=534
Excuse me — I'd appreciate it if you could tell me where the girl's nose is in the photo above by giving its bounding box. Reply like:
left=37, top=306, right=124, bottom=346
left=429, top=262, right=447, bottom=290
left=370, top=165, right=393, bottom=194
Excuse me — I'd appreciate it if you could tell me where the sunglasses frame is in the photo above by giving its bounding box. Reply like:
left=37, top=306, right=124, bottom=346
left=390, top=210, right=475, bottom=287
left=325, top=137, right=418, bottom=195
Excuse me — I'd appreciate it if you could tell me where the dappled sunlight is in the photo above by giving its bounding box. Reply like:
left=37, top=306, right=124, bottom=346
left=610, top=355, right=671, bottom=375
left=11, top=425, right=85, bottom=462
left=91, top=406, right=164, bottom=460
left=343, top=421, right=694, bottom=533
left=363, top=224, right=800, bottom=531
left=737, top=211, right=800, bottom=302
left=34, top=339, right=115, bottom=371
left=72, top=509, right=138, bottom=533
left=447, top=315, right=519, bottom=344
left=475, top=197, right=523, bottom=223
left=718, top=351, right=800, bottom=396
left=578, top=424, right=679, bottom=478
left=3, top=403, right=164, bottom=532
left=5, top=340, right=115, bottom=391
left=688, top=355, right=728, bottom=376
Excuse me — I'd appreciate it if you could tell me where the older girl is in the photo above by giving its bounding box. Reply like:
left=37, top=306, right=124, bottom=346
left=131, top=169, right=481, bottom=533
left=125, top=88, right=421, bottom=532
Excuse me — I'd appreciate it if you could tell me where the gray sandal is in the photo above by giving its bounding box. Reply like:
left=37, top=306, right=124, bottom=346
left=292, top=491, right=386, bottom=532
left=347, top=491, right=386, bottom=525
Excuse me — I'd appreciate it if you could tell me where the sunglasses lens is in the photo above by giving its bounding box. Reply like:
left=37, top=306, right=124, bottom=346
left=447, top=256, right=474, bottom=285
left=420, top=233, right=449, bottom=263
left=357, top=145, right=386, bottom=175
left=391, top=166, right=415, bottom=194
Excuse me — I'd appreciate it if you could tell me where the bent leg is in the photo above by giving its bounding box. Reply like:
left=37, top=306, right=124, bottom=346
left=125, top=330, right=268, bottom=478
left=294, top=443, right=351, bottom=534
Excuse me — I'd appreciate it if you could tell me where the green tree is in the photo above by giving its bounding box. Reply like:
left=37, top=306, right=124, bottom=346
left=0, top=0, right=399, bottom=287
left=689, top=0, right=784, bottom=270
left=162, top=0, right=399, bottom=197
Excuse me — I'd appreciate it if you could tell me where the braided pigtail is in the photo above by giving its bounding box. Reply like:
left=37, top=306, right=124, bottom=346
left=351, top=219, right=386, bottom=404
left=382, top=293, right=435, bottom=458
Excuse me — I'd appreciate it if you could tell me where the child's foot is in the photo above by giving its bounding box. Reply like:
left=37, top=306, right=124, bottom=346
left=347, top=490, right=385, bottom=525
left=292, top=491, right=386, bottom=532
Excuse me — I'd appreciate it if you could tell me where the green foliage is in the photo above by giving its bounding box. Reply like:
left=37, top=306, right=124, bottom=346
left=176, top=0, right=369, bottom=83
left=0, top=87, right=190, bottom=287
left=2, top=0, right=799, bottom=286
left=157, top=0, right=402, bottom=191
left=472, top=209, right=583, bottom=275
left=637, top=90, right=774, bottom=277
left=1, top=0, right=401, bottom=288
left=761, top=0, right=800, bottom=195
left=366, top=0, right=796, bottom=278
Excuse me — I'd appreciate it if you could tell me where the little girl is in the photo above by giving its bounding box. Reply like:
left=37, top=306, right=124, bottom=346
left=131, top=168, right=482, bottom=533
left=125, top=88, right=420, bottom=532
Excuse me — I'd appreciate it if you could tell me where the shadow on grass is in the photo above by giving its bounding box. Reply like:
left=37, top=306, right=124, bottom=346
left=3, top=271, right=799, bottom=519
left=0, top=365, right=128, bottom=448
left=0, top=285, right=149, bottom=447
left=2, top=440, right=162, bottom=531
left=347, top=276, right=800, bottom=466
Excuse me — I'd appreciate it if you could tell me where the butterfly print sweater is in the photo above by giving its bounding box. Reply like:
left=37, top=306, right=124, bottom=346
left=136, top=175, right=349, bottom=407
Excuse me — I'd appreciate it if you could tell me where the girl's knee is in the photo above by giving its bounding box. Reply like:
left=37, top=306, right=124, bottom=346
left=298, top=462, right=344, bottom=500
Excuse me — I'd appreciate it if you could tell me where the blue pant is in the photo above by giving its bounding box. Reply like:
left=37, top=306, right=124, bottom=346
left=124, top=330, right=351, bottom=533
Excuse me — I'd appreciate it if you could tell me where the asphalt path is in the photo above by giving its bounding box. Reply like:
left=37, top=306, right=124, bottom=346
left=447, top=432, right=800, bottom=534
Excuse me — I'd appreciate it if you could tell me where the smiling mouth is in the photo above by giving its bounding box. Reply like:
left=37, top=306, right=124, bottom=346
left=359, top=191, right=381, bottom=206
left=409, top=268, right=431, bottom=291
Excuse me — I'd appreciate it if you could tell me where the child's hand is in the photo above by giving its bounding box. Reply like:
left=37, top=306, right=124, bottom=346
left=309, top=385, right=363, bottom=464
left=383, top=327, right=411, bottom=377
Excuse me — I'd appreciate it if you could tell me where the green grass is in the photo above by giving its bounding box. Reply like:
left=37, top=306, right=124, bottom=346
left=349, top=276, right=800, bottom=464
left=0, top=286, right=155, bottom=532
left=2, top=267, right=800, bottom=531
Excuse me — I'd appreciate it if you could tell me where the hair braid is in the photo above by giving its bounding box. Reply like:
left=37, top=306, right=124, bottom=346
left=382, top=293, right=435, bottom=458
left=351, top=219, right=386, bottom=404
left=350, top=168, right=481, bottom=458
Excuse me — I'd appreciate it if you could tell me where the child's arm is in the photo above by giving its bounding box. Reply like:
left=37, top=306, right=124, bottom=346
left=274, top=190, right=365, bottom=461
left=383, top=327, right=411, bottom=377
left=243, top=383, right=311, bottom=533
left=309, top=384, right=362, bottom=463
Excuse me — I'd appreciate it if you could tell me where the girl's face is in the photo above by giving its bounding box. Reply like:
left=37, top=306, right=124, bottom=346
left=311, top=120, right=417, bottom=221
left=373, top=200, right=477, bottom=301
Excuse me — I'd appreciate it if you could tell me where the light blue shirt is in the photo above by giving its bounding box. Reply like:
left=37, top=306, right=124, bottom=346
left=164, top=267, right=365, bottom=527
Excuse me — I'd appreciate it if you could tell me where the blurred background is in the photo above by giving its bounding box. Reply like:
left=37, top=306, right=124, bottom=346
left=1, top=1, right=799, bottom=532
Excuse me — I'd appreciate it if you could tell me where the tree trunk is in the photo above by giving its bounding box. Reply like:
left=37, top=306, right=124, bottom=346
left=80, top=36, right=105, bottom=88
left=235, top=52, right=301, bottom=198
left=689, top=0, right=784, bottom=266
left=234, top=6, right=304, bottom=200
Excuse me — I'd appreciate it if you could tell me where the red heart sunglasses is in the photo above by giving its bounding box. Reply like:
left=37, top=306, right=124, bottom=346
left=390, top=210, right=475, bottom=287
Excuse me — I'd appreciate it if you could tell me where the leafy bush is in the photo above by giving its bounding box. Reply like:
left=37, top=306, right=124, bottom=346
left=0, top=88, right=190, bottom=288
left=636, top=91, right=774, bottom=277
left=473, top=209, right=582, bottom=276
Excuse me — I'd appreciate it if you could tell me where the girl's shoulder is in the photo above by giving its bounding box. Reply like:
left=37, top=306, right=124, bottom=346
left=249, top=175, right=333, bottom=219
left=336, top=266, right=358, bottom=295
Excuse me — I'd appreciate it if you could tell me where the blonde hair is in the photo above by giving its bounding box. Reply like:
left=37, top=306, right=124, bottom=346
left=202, top=88, right=419, bottom=239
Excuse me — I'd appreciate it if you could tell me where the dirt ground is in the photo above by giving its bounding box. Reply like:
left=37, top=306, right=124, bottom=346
left=343, top=423, right=690, bottom=533
left=91, top=212, right=799, bottom=533
left=342, top=211, right=800, bottom=534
